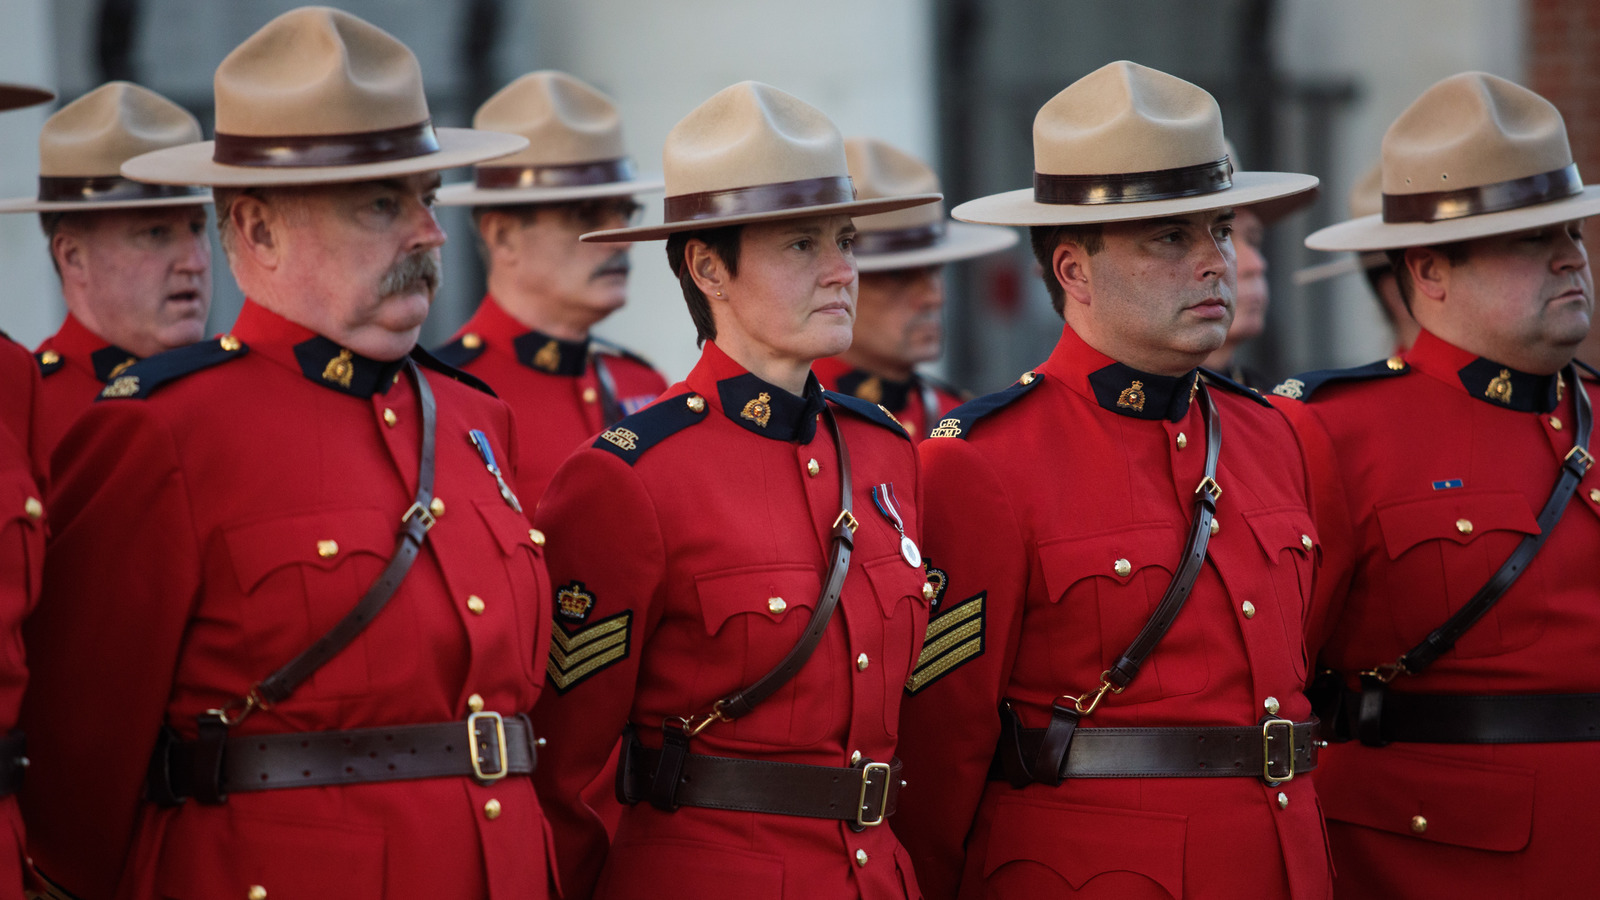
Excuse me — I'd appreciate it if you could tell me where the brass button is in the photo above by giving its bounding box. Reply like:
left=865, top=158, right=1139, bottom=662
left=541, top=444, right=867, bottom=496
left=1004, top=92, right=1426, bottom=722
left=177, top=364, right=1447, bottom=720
left=922, top=582, right=936, bottom=601
left=1241, top=600, right=1256, bottom=619
left=1386, top=356, right=1405, bottom=371
left=850, top=750, right=862, bottom=765
left=1277, top=791, right=1290, bottom=809
left=1264, top=696, right=1280, bottom=715
left=38, top=350, right=59, bottom=366
left=528, top=528, right=546, bottom=547
left=1410, top=814, right=1428, bottom=834
left=24, top=497, right=43, bottom=521
left=536, top=737, right=547, bottom=747
left=686, top=395, right=706, bottom=413
left=855, top=849, right=869, bottom=867
left=248, top=886, right=267, bottom=900
left=582, top=387, right=598, bottom=404
left=856, top=653, right=870, bottom=671
left=1176, top=432, right=1188, bottom=450
left=1300, top=534, right=1313, bottom=551
left=316, top=540, right=338, bottom=558
left=468, top=693, right=485, bottom=713
left=461, top=333, right=482, bottom=350
left=430, top=497, right=445, bottom=517
left=467, top=595, right=486, bottom=615
left=768, top=597, right=787, bottom=614
left=383, top=408, right=397, bottom=427
left=1591, top=488, right=1600, bottom=503
left=1455, top=518, right=1473, bottom=535
left=1019, top=371, right=1036, bottom=385
left=484, top=798, right=502, bottom=820
left=220, top=334, right=241, bottom=352
left=1550, top=416, right=1563, bottom=431
left=1113, top=558, right=1132, bottom=577
left=1209, top=519, right=1220, bottom=536
left=807, top=458, right=820, bottom=477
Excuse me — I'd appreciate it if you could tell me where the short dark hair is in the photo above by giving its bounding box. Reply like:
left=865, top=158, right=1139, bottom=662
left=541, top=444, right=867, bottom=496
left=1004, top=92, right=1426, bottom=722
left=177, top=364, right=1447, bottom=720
left=1030, top=224, right=1105, bottom=317
left=1386, top=241, right=1471, bottom=311
left=38, top=211, right=75, bottom=277
left=666, top=225, right=742, bottom=345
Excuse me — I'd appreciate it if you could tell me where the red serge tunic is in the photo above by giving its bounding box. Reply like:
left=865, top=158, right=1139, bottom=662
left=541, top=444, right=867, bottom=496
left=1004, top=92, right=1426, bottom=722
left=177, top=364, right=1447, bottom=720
left=531, top=341, right=929, bottom=900
left=19, top=301, right=555, bottom=900
left=895, top=324, right=1330, bottom=900
left=31, top=313, right=140, bottom=465
left=436, top=296, right=667, bottom=509
left=812, top=356, right=965, bottom=443
left=1274, top=330, right=1600, bottom=899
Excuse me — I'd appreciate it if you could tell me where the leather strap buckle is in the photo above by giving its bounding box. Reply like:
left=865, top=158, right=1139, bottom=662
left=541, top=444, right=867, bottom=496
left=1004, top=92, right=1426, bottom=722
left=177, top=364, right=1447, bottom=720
left=1262, top=718, right=1296, bottom=783
left=1195, top=476, right=1223, bottom=503
left=468, top=711, right=509, bottom=783
left=832, top=509, right=860, bottom=534
left=1565, top=445, right=1595, bottom=473
left=402, top=501, right=438, bottom=534
left=855, top=761, right=893, bottom=828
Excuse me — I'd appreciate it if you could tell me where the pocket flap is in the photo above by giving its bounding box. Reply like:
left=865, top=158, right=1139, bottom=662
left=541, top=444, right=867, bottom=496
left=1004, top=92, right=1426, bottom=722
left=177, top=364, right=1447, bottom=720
left=1038, top=525, right=1182, bottom=602
left=695, top=564, right=821, bottom=636
left=1375, top=491, right=1538, bottom=560
left=473, top=497, right=538, bottom=557
left=1318, top=743, right=1534, bottom=851
left=226, top=508, right=394, bottom=594
left=982, top=795, right=1185, bottom=896
left=1243, top=508, right=1317, bottom=561
left=862, top=554, right=925, bottom=618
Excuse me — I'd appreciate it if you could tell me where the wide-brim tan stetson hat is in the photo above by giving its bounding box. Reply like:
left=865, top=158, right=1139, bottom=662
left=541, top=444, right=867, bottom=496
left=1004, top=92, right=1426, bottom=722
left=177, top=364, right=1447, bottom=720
left=436, top=71, right=663, bottom=207
left=1307, top=72, right=1600, bottom=252
left=1226, top=139, right=1319, bottom=225
left=953, top=61, right=1317, bottom=227
left=582, top=81, right=940, bottom=243
left=121, top=6, right=526, bottom=187
left=0, top=83, right=53, bottom=113
left=845, top=137, right=1017, bottom=272
left=0, top=81, right=212, bottom=214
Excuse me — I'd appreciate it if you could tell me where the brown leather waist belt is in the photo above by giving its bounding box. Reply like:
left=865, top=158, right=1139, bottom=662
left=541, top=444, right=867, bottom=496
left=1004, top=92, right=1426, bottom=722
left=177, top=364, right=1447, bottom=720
left=989, top=719, right=1319, bottom=785
left=0, top=731, right=25, bottom=797
left=1322, top=686, right=1600, bottom=744
left=617, top=731, right=901, bottom=829
left=148, top=713, right=535, bottom=805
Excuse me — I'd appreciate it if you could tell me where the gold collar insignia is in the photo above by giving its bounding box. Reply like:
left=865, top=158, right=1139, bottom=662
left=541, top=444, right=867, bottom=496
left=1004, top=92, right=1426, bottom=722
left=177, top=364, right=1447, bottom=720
left=741, top=391, right=773, bottom=428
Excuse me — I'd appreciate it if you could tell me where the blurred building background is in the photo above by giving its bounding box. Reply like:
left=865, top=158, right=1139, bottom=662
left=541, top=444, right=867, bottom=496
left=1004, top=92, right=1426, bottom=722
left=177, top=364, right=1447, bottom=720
left=1, top=0, right=1595, bottom=389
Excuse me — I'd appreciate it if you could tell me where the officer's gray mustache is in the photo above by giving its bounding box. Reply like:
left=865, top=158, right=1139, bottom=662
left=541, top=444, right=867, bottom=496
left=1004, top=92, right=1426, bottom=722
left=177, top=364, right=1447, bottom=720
left=591, top=251, right=630, bottom=280
left=379, top=252, right=440, bottom=298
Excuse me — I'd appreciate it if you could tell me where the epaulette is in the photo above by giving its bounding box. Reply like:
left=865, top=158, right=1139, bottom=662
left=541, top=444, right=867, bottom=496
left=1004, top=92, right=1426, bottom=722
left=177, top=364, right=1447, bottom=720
left=1199, top=367, right=1272, bottom=408
left=591, top=392, right=708, bottom=465
left=589, top=335, right=657, bottom=370
left=96, top=335, right=248, bottom=401
left=824, top=390, right=910, bottom=440
left=431, top=334, right=487, bottom=369
left=34, top=348, right=64, bottom=376
left=1269, top=356, right=1411, bottom=402
left=923, top=370, right=1044, bottom=440
left=412, top=346, right=497, bottom=397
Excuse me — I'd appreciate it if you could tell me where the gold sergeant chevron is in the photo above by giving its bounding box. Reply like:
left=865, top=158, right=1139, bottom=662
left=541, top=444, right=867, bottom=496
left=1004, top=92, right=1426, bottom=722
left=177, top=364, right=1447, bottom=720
left=548, top=610, right=633, bottom=694
left=904, top=592, right=986, bottom=695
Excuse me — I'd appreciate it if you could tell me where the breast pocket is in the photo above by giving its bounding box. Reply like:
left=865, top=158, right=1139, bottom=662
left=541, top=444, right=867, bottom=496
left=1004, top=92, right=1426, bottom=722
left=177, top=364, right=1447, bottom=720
left=1037, top=525, right=1208, bottom=701
left=1374, top=491, right=1543, bottom=658
left=695, top=563, right=837, bottom=747
left=224, top=509, right=400, bottom=699
left=471, top=498, right=551, bottom=687
left=1240, top=508, right=1318, bottom=681
left=862, top=553, right=931, bottom=735
left=0, top=478, right=44, bottom=671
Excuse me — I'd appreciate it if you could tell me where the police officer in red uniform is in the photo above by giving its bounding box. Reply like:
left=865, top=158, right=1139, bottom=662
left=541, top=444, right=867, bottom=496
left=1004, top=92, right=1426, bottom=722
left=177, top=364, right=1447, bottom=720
left=1273, top=72, right=1600, bottom=899
left=18, top=10, right=555, bottom=899
left=0, top=82, right=212, bottom=461
left=812, top=139, right=1015, bottom=441
left=529, top=81, right=941, bottom=899
left=434, top=71, right=667, bottom=505
left=894, top=61, right=1329, bottom=899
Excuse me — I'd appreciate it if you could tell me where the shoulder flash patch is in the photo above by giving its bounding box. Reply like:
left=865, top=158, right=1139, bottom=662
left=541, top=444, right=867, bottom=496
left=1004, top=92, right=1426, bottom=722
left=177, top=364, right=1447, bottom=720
left=589, top=335, right=657, bottom=371
left=926, top=372, right=1044, bottom=440
left=34, top=348, right=64, bottom=376
left=824, top=390, right=909, bottom=439
left=431, top=334, right=487, bottom=369
left=592, top=392, right=707, bottom=464
left=412, top=346, right=497, bottom=397
left=1270, top=357, right=1411, bottom=402
left=905, top=590, right=986, bottom=695
left=547, top=609, right=632, bottom=694
left=1199, top=367, right=1272, bottom=408
left=96, top=336, right=247, bottom=401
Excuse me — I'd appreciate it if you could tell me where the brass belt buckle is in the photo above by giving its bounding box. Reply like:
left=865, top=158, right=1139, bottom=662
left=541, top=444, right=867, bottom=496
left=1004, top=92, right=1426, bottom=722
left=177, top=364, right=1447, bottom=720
left=402, top=501, right=438, bottom=533
left=855, top=761, right=893, bottom=828
left=1262, top=718, right=1295, bottom=783
left=468, top=711, right=509, bottom=782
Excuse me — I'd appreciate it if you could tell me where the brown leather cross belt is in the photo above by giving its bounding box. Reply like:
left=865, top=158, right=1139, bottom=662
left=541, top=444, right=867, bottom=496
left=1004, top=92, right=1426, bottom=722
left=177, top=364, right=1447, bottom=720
left=1336, top=688, right=1600, bottom=744
left=989, top=719, right=1319, bottom=785
left=617, top=731, right=901, bottom=829
left=148, top=713, right=536, bottom=804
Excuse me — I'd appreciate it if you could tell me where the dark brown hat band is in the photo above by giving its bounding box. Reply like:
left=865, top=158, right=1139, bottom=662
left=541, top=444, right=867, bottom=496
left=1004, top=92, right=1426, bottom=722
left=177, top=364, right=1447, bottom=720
left=213, top=120, right=439, bottom=168
left=474, top=158, right=636, bottom=190
left=1382, top=163, right=1582, bottom=223
left=853, top=222, right=946, bottom=255
left=38, top=175, right=207, bottom=204
left=1034, top=157, right=1233, bottom=205
left=664, top=175, right=855, bottom=224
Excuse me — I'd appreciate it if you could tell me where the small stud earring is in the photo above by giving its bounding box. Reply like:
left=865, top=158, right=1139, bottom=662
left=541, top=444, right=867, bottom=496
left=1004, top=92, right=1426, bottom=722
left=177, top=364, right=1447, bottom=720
left=715, top=290, right=724, bottom=298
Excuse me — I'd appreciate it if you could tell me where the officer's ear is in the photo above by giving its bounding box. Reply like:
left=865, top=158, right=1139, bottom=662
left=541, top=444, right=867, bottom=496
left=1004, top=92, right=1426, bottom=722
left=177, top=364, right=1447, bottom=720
left=1052, top=239, right=1094, bottom=309
left=475, top=209, right=522, bottom=265
left=685, top=238, right=731, bottom=301
left=1403, top=246, right=1451, bottom=306
left=50, top=223, right=89, bottom=288
left=228, top=191, right=288, bottom=269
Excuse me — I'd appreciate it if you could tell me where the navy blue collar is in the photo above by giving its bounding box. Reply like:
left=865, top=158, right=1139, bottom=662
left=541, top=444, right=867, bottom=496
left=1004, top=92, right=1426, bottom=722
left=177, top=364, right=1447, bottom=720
left=716, top=371, right=828, bottom=442
left=1087, top=362, right=1200, bottom=421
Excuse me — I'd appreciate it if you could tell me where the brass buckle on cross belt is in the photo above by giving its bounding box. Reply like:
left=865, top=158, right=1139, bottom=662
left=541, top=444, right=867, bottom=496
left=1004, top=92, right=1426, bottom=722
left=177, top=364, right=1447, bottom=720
left=468, top=711, right=509, bottom=782
left=1262, top=718, right=1296, bottom=784
left=855, top=761, right=893, bottom=828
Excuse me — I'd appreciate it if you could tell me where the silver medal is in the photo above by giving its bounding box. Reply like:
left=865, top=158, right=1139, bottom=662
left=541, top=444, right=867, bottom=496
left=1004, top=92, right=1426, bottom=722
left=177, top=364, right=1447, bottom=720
left=900, top=534, right=922, bottom=568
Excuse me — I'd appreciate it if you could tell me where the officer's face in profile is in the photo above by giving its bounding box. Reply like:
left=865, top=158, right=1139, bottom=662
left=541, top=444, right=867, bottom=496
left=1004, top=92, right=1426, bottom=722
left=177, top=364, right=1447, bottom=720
left=479, top=197, right=640, bottom=326
left=849, top=266, right=945, bottom=377
left=53, top=205, right=211, bottom=358
left=1054, top=208, right=1236, bottom=376
left=708, top=214, right=859, bottom=368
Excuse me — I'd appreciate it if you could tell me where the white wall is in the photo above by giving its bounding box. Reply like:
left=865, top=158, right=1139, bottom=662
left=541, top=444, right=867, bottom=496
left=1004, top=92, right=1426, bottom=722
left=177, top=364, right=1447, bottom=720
left=0, top=0, right=59, bottom=349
